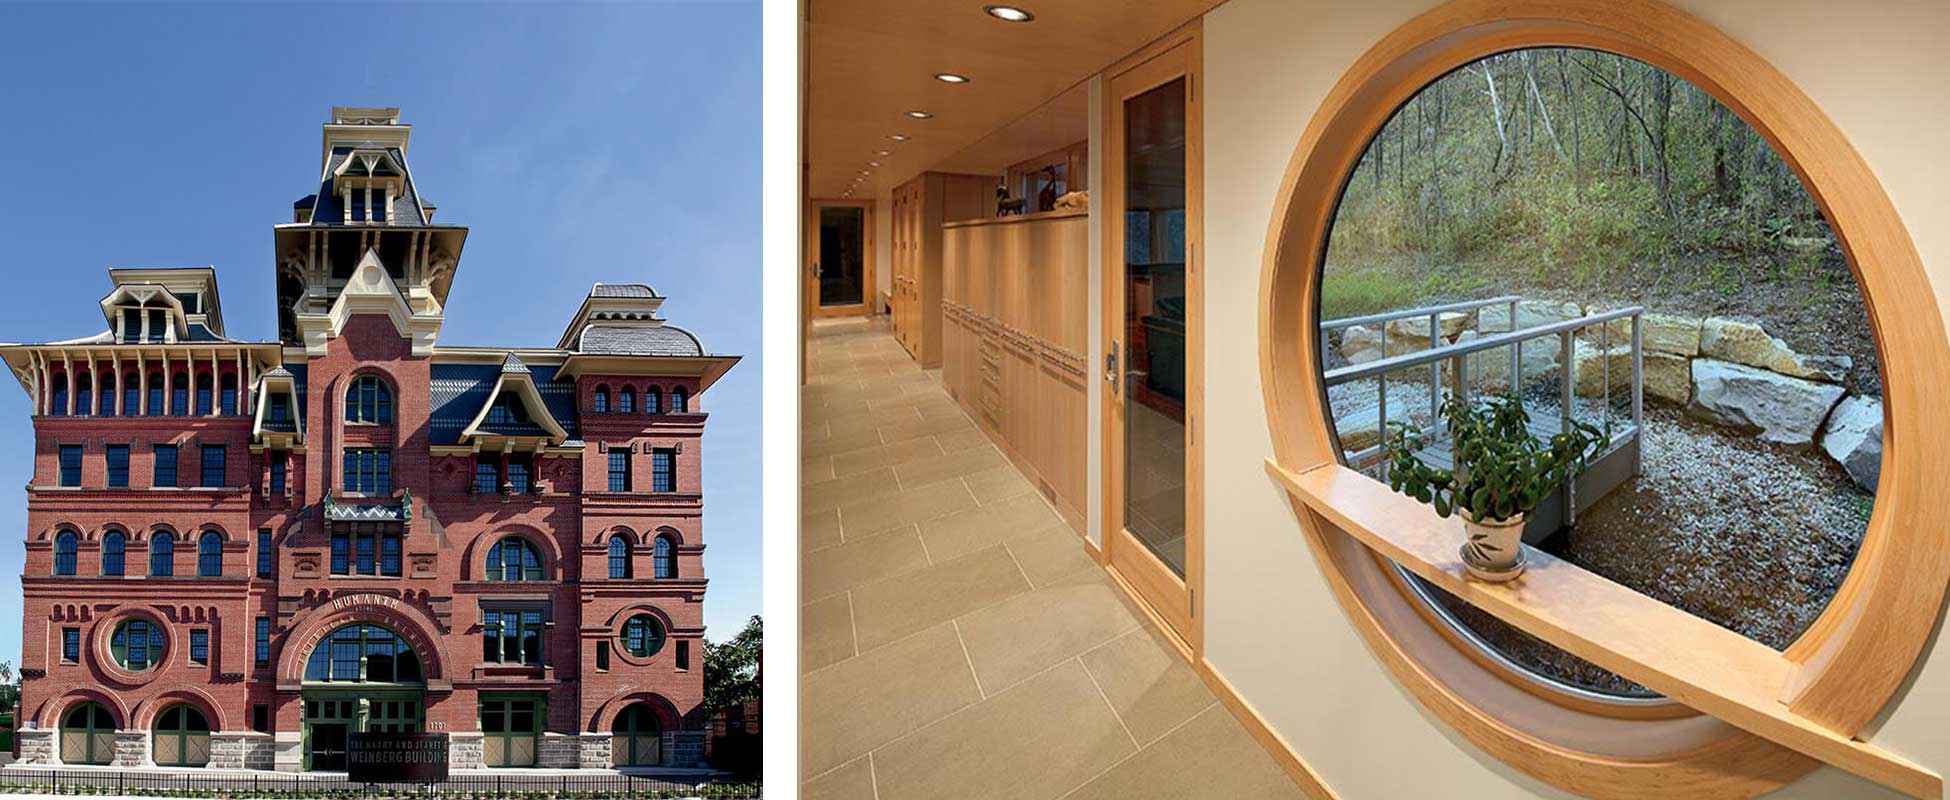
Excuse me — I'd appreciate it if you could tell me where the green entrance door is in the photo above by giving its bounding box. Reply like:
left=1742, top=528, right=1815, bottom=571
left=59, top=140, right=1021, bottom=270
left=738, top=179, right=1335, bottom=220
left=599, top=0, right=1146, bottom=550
left=298, top=623, right=429, bottom=772
left=152, top=705, right=211, bottom=767
left=303, top=695, right=424, bottom=771
left=610, top=704, right=663, bottom=767
left=480, top=695, right=543, bottom=768
left=60, top=703, right=115, bottom=766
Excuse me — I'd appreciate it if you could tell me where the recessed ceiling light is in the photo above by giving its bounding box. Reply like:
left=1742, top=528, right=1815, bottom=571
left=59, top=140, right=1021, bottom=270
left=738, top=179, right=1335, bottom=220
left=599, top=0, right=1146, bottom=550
left=984, top=5, right=1033, bottom=22
left=877, top=150, right=892, bottom=156
left=889, top=134, right=910, bottom=141
left=869, top=161, right=882, bottom=167
left=860, top=170, right=872, bottom=175
left=905, top=110, right=934, bottom=119
left=934, top=73, right=970, bottom=84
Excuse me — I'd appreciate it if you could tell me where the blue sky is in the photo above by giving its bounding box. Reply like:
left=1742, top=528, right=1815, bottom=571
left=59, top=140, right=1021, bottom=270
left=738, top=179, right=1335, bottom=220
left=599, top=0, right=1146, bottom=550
left=0, top=1, right=762, bottom=662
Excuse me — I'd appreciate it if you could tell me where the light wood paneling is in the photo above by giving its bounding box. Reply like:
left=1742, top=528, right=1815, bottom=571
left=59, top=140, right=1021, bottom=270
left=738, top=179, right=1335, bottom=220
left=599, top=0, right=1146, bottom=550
left=889, top=172, right=993, bottom=367
left=943, top=210, right=1089, bottom=532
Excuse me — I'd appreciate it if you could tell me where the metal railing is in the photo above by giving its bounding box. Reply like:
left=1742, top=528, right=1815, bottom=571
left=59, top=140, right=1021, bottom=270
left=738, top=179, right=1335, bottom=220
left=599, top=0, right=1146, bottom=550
left=0, top=768, right=760, bottom=798
left=1322, top=300, right=1645, bottom=497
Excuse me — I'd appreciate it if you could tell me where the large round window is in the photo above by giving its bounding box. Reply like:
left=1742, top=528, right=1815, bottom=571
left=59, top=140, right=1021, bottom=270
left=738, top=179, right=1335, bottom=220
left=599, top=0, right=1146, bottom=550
left=111, top=619, right=166, bottom=672
left=621, top=614, right=666, bottom=658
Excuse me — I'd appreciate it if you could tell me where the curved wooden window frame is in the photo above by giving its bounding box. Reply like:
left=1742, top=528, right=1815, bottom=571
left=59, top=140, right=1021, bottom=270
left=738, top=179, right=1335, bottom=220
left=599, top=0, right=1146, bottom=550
left=1255, top=1, right=1950, bottom=797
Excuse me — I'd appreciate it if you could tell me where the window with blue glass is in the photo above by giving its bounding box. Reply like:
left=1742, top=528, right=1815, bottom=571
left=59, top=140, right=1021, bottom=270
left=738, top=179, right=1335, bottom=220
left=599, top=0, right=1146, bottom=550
left=474, top=460, right=499, bottom=494
left=121, top=309, right=142, bottom=343
left=651, top=449, right=676, bottom=493
left=269, top=450, right=287, bottom=495
left=268, top=393, right=290, bottom=425
left=481, top=608, right=545, bottom=664
left=197, top=531, right=222, bottom=577
left=621, top=614, right=666, bottom=658
left=102, top=531, right=125, bottom=576
left=593, top=386, right=610, bottom=413
left=672, top=387, right=688, bottom=413
left=330, top=525, right=401, bottom=577
left=99, top=375, right=116, bottom=416
left=646, top=387, right=662, bottom=414
left=146, top=373, right=164, bottom=417
left=303, top=624, right=422, bottom=683
left=486, top=537, right=544, bottom=581
left=507, top=456, right=532, bottom=494
left=257, top=529, right=273, bottom=578
left=608, top=535, right=631, bottom=579
left=58, top=445, right=82, bottom=487
left=608, top=450, right=631, bottom=492
left=122, top=372, right=138, bottom=416
left=654, top=534, right=677, bottom=579
left=255, top=617, right=271, bottom=667
left=150, top=532, right=175, bottom=576
left=485, top=395, right=529, bottom=427
left=111, top=619, right=165, bottom=671
left=341, top=448, right=391, bottom=494
left=147, top=312, right=165, bottom=341
left=75, top=374, right=92, bottom=417
left=106, top=444, right=129, bottom=488
left=220, top=375, right=237, bottom=416
left=195, top=375, right=213, bottom=416
left=51, top=381, right=67, bottom=417
left=345, top=375, right=393, bottom=425
left=153, top=444, right=177, bottom=488
left=171, top=372, right=189, bottom=415
left=54, top=531, right=78, bottom=576
left=190, top=629, right=209, bottom=665
left=200, top=445, right=226, bottom=488
left=62, top=627, right=80, bottom=662
left=619, top=388, right=635, bottom=414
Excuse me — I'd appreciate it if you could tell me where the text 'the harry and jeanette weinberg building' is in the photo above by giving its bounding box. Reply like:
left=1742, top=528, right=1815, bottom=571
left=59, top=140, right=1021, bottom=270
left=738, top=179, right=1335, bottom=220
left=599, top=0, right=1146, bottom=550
left=0, top=107, right=739, bottom=772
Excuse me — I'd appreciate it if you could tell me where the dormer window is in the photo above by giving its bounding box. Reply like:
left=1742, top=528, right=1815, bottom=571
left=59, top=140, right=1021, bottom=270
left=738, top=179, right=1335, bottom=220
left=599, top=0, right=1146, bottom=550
left=269, top=394, right=291, bottom=425
left=485, top=395, right=530, bottom=427
left=121, top=309, right=142, bottom=343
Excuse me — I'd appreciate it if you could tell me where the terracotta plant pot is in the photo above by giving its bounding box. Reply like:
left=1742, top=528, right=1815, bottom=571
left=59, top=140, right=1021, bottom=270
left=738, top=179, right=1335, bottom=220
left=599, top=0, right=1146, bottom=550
left=1461, top=512, right=1526, bottom=582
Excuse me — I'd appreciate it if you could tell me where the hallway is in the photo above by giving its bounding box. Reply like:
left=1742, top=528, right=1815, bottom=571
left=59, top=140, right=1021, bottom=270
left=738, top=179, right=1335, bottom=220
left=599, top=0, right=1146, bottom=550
left=800, top=318, right=1304, bottom=800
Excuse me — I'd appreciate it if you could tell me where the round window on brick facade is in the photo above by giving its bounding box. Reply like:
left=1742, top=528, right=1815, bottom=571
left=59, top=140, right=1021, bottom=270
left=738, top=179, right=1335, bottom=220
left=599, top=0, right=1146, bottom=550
left=111, top=619, right=166, bottom=672
left=621, top=614, right=666, bottom=658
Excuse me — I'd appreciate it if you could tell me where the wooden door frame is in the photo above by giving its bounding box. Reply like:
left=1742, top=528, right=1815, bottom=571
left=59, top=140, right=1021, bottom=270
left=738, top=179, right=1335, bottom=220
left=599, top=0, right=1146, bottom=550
left=1100, top=23, right=1203, bottom=658
left=807, top=198, right=876, bottom=319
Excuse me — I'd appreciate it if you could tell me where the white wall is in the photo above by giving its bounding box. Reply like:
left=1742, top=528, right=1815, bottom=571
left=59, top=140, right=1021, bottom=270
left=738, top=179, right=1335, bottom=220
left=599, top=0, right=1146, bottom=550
left=1193, top=1, right=1950, bottom=798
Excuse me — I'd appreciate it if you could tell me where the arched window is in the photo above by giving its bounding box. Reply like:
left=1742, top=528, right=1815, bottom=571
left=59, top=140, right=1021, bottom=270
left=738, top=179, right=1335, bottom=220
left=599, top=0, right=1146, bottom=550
left=111, top=618, right=165, bottom=671
left=102, top=531, right=126, bottom=576
left=99, top=373, right=117, bottom=416
left=150, top=532, right=175, bottom=577
left=608, top=535, right=632, bottom=579
left=74, top=374, right=92, bottom=417
left=146, top=372, right=164, bottom=416
left=50, top=379, right=67, bottom=417
left=194, top=374, right=213, bottom=416
left=170, top=371, right=189, bottom=415
left=54, top=531, right=78, bottom=576
left=620, top=387, right=636, bottom=414
left=219, top=374, right=237, bottom=416
left=197, top=531, right=222, bottom=577
left=654, top=535, right=677, bottom=579
left=593, top=386, right=611, bottom=413
left=345, top=375, right=393, bottom=425
left=484, top=394, right=530, bottom=426
left=153, top=705, right=211, bottom=767
left=61, top=702, right=116, bottom=765
left=302, top=623, right=424, bottom=683
left=610, top=704, right=663, bottom=766
left=621, top=614, right=666, bottom=658
left=122, top=371, right=139, bottom=416
left=485, top=536, right=544, bottom=581
left=672, top=387, right=689, bottom=413
left=646, top=387, right=663, bottom=415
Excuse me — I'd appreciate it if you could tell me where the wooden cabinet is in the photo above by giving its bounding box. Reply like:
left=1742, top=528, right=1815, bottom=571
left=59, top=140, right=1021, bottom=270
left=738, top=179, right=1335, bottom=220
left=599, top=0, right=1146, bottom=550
left=889, top=172, right=993, bottom=368
left=942, top=209, right=1089, bottom=532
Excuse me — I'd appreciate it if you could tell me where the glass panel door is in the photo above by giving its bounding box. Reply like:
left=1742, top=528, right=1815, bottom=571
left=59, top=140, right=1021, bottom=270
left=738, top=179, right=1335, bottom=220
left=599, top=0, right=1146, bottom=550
left=1122, top=75, right=1190, bottom=578
left=815, top=205, right=869, bottom=310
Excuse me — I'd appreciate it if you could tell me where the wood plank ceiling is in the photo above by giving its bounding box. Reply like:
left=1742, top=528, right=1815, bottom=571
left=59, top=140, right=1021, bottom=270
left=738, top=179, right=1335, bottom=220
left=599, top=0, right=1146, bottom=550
left=805, top=0, right=1223, bottom=200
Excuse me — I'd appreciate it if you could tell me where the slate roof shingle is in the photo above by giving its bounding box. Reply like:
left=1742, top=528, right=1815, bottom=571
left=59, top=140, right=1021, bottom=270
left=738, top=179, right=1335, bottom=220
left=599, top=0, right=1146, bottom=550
left=576, top=325, right=704, bottom=357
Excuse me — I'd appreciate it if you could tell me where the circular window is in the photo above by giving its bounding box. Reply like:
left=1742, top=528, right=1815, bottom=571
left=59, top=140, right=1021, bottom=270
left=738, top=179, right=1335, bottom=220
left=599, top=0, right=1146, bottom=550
left=111, top=619, right=166, bottom=672
left=620, top=614, right=666, bottom=658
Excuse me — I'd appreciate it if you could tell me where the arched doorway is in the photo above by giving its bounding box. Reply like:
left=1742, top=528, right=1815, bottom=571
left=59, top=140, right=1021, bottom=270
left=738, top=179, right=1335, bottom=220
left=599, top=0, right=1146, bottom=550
left=610, top=704, right=663, bottom=767
left=300, top=623, right=425, bottom=771
left=152, top=705, right=211, bottom=767
left=60, top=702, right=115, bottom=765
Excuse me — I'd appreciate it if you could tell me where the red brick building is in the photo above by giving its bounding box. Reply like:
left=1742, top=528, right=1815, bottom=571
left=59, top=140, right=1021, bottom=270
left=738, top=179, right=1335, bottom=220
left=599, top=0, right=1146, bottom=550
left=1, top=107, right=738, bottom=772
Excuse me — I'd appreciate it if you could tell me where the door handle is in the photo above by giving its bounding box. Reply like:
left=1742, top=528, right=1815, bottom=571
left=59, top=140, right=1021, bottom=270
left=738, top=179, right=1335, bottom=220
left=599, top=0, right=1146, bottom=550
left=813, top=262, right=822, bottom=279
left=1104, top=341, right=1120, bottom=396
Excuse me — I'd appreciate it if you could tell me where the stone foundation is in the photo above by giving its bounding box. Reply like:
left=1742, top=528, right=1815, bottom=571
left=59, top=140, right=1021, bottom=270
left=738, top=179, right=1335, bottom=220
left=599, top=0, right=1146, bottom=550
left=16, top=729, right=55, bottom=765
left=577, top=733, right=615, bottom=769
left=447, top=732, right=485, bottom=770
left=537, top=732, right=581, bottom=769
left=272, top=731, right=303, bottom=772
left=664, top=731, right=706, bottom=769
left=208, top=732, right=278, bottom=770
left=110, top=731, right=151, bottom=768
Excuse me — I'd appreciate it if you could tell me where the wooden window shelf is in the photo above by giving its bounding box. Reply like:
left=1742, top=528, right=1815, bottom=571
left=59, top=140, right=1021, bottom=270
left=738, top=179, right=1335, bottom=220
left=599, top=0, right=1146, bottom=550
left=1265, top=459, right=1939, bottom=799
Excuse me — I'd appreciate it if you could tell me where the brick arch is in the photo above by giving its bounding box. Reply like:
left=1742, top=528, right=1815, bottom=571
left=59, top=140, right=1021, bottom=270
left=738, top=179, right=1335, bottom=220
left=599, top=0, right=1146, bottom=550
left=588, top=691, right=684, bottom=733
left=651, top=525, right=687, bottom=547
left=599, top=602, right=675, bottom=631
left=36, top=687, right=131, bottom=730
left=131, top=687, right=227, bottom=732
left=190, top=523, right=237, bottom=543
left=334, top=366, right=404, bottom=407
left=274, top=599, right=449, bottom=685
left=594, top=525, right=639, bottom=546
left=461, top=525, right=564, bottom=581
left=136, top=524, right=179, bottom=544
left=97, top=524, right=132, bottom=544
left=35, top=523, right=83, bottom=543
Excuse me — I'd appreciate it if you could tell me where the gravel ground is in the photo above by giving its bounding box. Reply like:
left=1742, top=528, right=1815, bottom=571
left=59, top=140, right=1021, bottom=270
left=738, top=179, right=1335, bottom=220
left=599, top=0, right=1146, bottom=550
left=1421, top=406, right=1871, bottom=697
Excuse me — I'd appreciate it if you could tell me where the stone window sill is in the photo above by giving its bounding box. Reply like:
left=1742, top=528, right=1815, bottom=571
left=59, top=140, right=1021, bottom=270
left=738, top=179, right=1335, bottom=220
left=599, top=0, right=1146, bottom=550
left=1268, top=460, right=1937, bottom=798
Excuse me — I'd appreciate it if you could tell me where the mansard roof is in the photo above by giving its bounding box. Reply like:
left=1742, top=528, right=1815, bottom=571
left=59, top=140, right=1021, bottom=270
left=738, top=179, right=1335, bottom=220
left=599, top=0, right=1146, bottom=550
left=574, top=324, right=705, bottom=357
left=591, top=284, right=659, bottom=298
left=428, top=362, right=581, bottom=447
left=304, top=146, right=434, bottom=227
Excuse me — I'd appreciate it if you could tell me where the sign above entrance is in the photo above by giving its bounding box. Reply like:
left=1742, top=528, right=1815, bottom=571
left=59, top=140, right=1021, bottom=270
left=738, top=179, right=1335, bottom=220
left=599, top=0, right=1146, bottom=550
left=347, top=731, right=449, bottom=782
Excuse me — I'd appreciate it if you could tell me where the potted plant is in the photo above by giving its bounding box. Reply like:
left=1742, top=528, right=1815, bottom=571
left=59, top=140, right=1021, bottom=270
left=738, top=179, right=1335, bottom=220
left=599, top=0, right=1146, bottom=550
left=1383, top=393, right=1607, bottom=582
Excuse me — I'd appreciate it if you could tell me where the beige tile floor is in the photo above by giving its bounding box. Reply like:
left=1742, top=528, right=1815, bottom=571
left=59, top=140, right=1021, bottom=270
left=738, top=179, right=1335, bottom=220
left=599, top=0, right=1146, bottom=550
left=800, top=317, right=1306, bottom=800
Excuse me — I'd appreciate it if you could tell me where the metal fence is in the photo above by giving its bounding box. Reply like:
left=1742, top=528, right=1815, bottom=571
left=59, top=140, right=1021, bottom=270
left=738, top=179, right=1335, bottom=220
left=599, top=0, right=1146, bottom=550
left=0, top=769, right=761, bottom=798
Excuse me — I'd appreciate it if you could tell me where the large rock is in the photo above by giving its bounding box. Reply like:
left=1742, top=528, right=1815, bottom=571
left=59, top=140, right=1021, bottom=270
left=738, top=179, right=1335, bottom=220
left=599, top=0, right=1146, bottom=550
left=1688, top=359, right=1845, bottom=448
left=1339, top=324, right=1384, bottom=364
left=1479, top=300, right=1582, bottom=333
left=1334, top=406, right=1382, bottom=453
left=1699, top=317, right=1852, bottom=383
left=1567, top=340, right=1634, bottom=398
left=1642, top=314, right=1704, bottom=356
left=1821, top=395, right=1882, bottom=491
left=1643, top=352, right=1692, bottom=406
left=1386, top=311, right=1471, bottom=342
